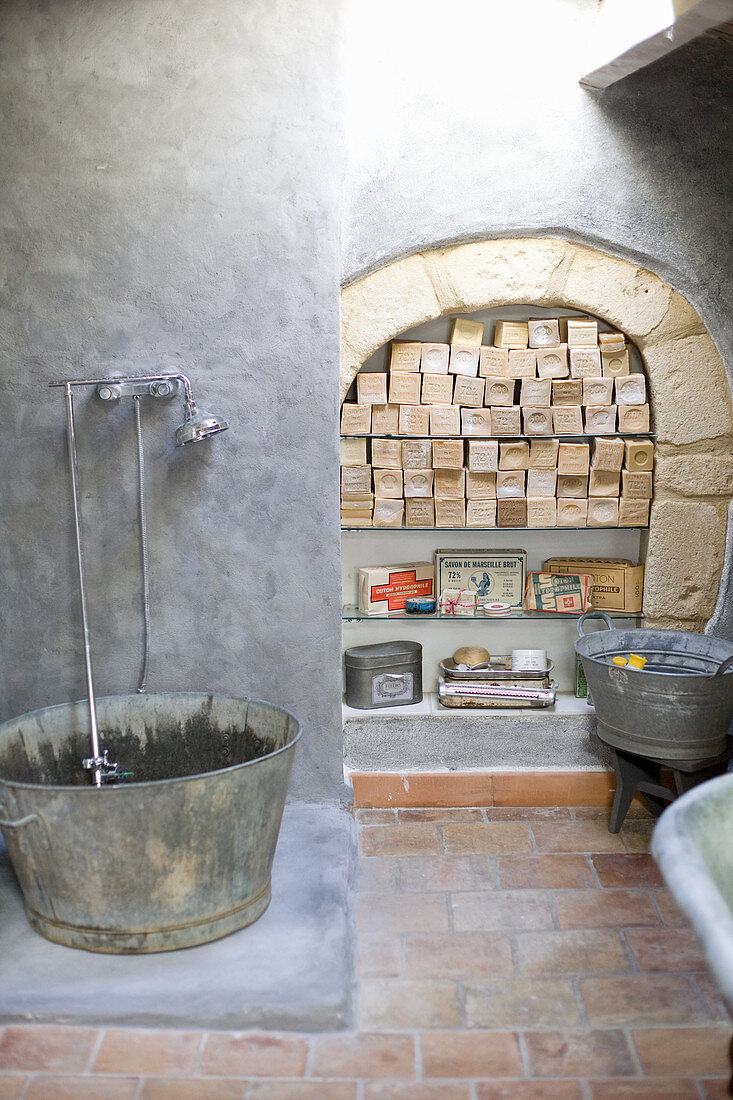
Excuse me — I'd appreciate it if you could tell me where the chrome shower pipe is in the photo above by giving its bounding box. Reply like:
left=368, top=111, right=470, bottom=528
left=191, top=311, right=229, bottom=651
left=61, top=383, right=103, bottom=788
left=49, top=371, right=194, bottom=402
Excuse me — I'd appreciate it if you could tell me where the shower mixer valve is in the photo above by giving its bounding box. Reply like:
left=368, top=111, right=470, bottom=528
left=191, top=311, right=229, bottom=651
left=97, top=378, right=181, bottom=401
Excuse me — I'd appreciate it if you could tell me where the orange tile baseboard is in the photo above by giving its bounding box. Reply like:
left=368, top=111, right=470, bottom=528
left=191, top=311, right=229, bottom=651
left=348, top=770, right=623, bottom=808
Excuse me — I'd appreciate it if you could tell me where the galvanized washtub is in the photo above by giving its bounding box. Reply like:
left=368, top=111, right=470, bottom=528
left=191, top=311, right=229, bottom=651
left=0, top=692, right=301, bottom=953
left=575, top=611, right=733, bottom=761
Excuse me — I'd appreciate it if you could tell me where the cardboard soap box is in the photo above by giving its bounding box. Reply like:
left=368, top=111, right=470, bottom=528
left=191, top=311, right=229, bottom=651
left=543, top=557, right=644, bottom=613
left=524, top=572, right=593, bottom=614
left=358, top=561, right=434, bottom=615
left=434, top=549, right=527, bottom=609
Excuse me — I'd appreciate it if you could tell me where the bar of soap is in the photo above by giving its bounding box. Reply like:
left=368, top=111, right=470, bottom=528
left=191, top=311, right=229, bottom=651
left=341, top=491, right=373, bottom=501
left=496, top=470, right=525, bottom=498
left=421, top=373, right=454, bottom=405
left=552, top=379, right=582, bottom=406
left=557, top=473, right=588, bottom=498
left=587, top=497, right=619, bottom=527
left=622, top=470, right=653, bottom=499
left=537, top=346, right=569, bottom=379
left=625, top=440, right=655, bottom=471
left=583, top=376, right=614, bottom=406
left=615, top=374, right=647, bottom=405
left=453, top=375, right=485, bottom=407
left=599, top=332, right=626, bottom=353
left=592, top=436, right=624, bottom=472
left=466, top=470, right=497, bottom=499
left=520, top=378, right=551, bottom=406
left=567, top=318, right=599, bottom=346
left=602, top=348, right=630, bottom=377
left=371, top=404, right=399, bottom=433
left=373, top=469, right=403, bottom=499
left=617, top=404, right=650, bottom=432
left=479, top=346, right=510, bottom=377
left=389, top=341, right=421, bottom=372
left=340, top=437, right=367, bottom=466
left=529, top=439, right=559, bottom=468
left=494, top=320, right=529, bottom=349
left=398, top=405, right=430, bottom=435
left=467, top=439, right=499, bottom=472
left=466, top=499, right=497, bottom=526
left=405, top=498, right=435, bottom=527
left=402, top=439, right=432, bottom=469
left=434, top=468, right=466, bottom=499
left=556, top=498, right=588, bottom=527
left=449, top=344, right=480, bottom=377
left=523, top=408, right=553, bottom=436
left=389, top=371, right=421, bottom=405
left=420, top=342, right=450, bottom=374
left=508, top=349, right=537, bottom=378
left=403, top=468, right=434, bottom=498
left=528, top=319, right=561, bottom=348
left=435, top=498, right=466, bottom=527
left=463, top=407, right=494, bottom=436
left=373, top=498, right=404, bottom=527
left=585, top=406, right=617, bottom=435
left=499, top=441, right=530, bottom=470
left=341, top=506, right=372, bottom=526
left=618, top=498, right=650, bottom=527
left=429, top=405, right=461, bottom=436
left=341, top=403, right=372, bottom=433
left=371, top=438, right=402, bottom=469
left=553, top=406, right=584, bottom=435
left=432, top=439, right=464, bottom=469
left=527, top=468, right=557, bottom=497
left=527, top=497, right=557, bottom=527
left=484, top=377, right=516, bottom=406
left=356, top=372, right=388, bottom=405
left=451, top=318, right=484, bottom=347
left=497, top=497, right=528, bottom=527
left=570, top=347, right=602, bottom=377
left=558, top=442, right=590, bottom=475
left=589, top=468, right=620, bottom=497
left=489, top=406, right=521, bottom=436
left=341, top=464, right=372, bottom=494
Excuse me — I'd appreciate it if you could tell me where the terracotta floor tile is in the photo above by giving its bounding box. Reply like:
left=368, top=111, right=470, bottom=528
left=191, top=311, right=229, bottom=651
left=496, top=853, right=595, bottom=889
left=451, top=890, right=553, bottom=932
left=632, top=1024, right=733, bottom=1075
left=354, top=892, right=449, bottom=934
left=404, top=931, right=514, bottom=979
left=476, top=1083, right=584, bottom=1099
left=397, top=854, right=497, bottom=892
left=93, top=1029, right=202, bottom=1075
left=398, top=808, right=485, bottom=823
left=363, top=1084, right=471, bottom=1100
left=620, top=819, right=656, bottom=853
left=245, top=1085, right=357, bottom=1100
left=588, top=1080, right=699, bottom=1099
left=311, top=1032, right=414, bottom=1078
left=360, top=824, right=441, bottom=857
left=625, top=927, right=708, bottom=972
left=592, top=854, right=665, bottom=888
left=573, top=805, right=653, bottom=820
left=441, top=823, right=533, bottom=855
left=0, top=1079, right=27, bottom=1100
left=484, top=807, right=573, bottom=821
left=700, top=1079, right=733, bottom=1099
left=514, top=928, right=629, bottom=976
left=552, top=888, right=659, bottom=929
left=0, top=1026, right=98, bottom=1072
left=356, top=809, right=397, bottom=824
left=200, top=1034, right=309, bottom=1077
left=24, top=1080, right=139, bottom=1100
left=531, top=820, right=628, bottom=853
left=580, top=974, right=710, bottom=1026
left=465, top=977, right=580, bottom=1027
left=420, top=1028, right=522, bottom=1077
left=358, top=979, right=461, bottom=1029
left=140, top=1081, right=245, bottom=1100
left=525, top=1027, right=634, bottom=1077
left=694, top=973, right=733, bottom=1022
left=355, top=933, right=403, bottom=978
left=652, top=887, right=691, bottom=927
left=356, top=856, right=400, bottom=892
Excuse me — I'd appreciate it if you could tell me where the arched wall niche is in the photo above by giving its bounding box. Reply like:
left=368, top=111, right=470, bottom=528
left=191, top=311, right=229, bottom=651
left=340, top=237, right=733, bottom=631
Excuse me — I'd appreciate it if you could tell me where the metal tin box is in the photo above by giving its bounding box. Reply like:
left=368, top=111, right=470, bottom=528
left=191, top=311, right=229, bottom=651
left=344, top=640, right=423, bottom=709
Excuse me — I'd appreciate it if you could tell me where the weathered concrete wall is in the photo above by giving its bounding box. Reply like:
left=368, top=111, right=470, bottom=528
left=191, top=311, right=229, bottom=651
left=0, top=0, right=345, bottom=800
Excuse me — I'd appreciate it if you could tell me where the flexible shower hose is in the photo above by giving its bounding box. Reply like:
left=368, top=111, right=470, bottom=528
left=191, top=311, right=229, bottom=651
left=133, top=396, right=151, bottom=693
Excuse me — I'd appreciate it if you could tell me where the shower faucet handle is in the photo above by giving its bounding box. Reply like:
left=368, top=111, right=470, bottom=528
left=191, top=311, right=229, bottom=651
left=96, top=378, right=181, bottom=401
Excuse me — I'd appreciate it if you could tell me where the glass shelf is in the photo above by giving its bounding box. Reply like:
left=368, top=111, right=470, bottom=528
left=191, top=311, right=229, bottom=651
left=341, top=432, right=656, bottom=441
left=341, top=526, right=649, bottom=532
left=342, top=604, right=644, bottom=622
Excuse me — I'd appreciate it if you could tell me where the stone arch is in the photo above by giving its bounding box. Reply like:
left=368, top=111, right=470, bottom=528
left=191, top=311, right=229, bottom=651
left=340, top=238, right=733, bottom=630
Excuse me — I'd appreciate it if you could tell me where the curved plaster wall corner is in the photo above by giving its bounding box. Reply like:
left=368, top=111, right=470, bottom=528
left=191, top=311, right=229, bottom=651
left=340, top=237, right=733, bottom=633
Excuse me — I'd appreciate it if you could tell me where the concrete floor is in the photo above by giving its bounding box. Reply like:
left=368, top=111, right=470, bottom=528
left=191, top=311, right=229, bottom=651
left=0, top=802, right=354, bottom=1031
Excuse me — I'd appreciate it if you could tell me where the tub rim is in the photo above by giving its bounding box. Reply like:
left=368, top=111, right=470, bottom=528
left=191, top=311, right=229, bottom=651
left=0, top=690, right=302, bottom=793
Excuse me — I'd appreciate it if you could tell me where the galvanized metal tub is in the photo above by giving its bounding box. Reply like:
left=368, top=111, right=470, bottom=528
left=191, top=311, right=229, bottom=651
left=575, top=612, right=733, bottom=761
left=0, top=692, right=301, bottom=954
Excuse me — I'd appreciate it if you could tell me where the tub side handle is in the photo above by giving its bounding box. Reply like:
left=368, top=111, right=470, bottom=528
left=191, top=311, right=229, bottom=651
left=0, top=805, right=42, bottom=830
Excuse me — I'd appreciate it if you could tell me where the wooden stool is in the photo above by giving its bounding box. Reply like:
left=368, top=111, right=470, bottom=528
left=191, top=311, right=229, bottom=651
left=606, top=742, right=732, bottom=833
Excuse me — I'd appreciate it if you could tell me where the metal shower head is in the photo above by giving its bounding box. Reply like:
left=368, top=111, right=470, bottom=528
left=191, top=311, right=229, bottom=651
left=175, top=400, right=229, bottom=446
